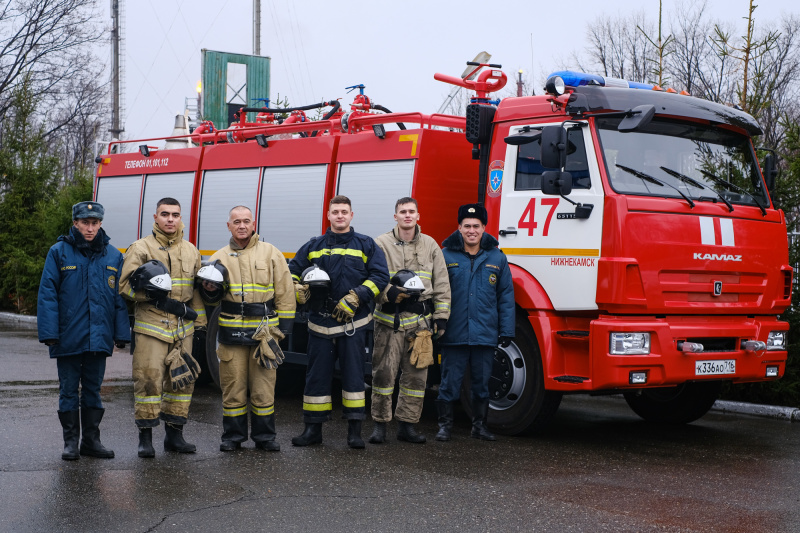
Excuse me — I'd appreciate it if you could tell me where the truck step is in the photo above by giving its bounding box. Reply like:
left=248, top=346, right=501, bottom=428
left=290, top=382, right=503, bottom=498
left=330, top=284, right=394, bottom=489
left=556, top=330, right=590, bottom=338
left=554, top=375, right=589, bottom=383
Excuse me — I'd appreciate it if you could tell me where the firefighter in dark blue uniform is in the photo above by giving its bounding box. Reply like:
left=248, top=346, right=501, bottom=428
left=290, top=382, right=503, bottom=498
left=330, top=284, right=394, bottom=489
left=289, top=195, right=389, bottom=448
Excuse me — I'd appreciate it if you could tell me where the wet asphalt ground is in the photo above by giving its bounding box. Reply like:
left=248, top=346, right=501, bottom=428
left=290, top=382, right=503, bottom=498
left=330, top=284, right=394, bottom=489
left=1, top=324, right=799, bottom=533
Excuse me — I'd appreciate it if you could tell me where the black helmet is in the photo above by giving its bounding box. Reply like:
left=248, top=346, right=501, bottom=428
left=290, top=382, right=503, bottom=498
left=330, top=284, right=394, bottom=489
left=131, top=259, right=172, bottom=299
left=391, top=269, right=424, bottom=298
left=197, top=259, right=229, bottom=292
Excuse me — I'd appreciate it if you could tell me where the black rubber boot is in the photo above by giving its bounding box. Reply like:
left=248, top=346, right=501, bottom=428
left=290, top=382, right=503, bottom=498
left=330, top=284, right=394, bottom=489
left=470, top=399, right=496, bottom=441
left=368, top=422, right=387, bottom=444
left=79, top=407, right=114, bottom=458
left=292, top=423, right=323, bottom=447
left=220, top=414, right=247, bottom=451
left=138, top=427, right=155, bottom=458
left=164, top=422, right=197, bottom=453
left=397, top=421, right=426, bottom=444
left=347, top=420, right=365, bottom=449
left=252, top=412, right=280, bottom=452
left=435, top=400, right=454, bottom=442
left=58, top=410, right=80, bottom=461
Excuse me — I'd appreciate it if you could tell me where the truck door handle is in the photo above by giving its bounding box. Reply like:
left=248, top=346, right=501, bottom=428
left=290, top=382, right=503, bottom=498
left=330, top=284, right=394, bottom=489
left=499, top=228, right=518, bottom=236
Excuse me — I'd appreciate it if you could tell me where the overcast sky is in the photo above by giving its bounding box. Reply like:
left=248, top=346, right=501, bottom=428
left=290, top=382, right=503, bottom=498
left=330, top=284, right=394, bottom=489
left=110, top=0, right=795, bottom=143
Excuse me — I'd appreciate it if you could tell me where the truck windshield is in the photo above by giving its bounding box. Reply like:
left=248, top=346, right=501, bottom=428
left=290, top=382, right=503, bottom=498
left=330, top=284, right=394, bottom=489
left=596, top=117, right=769, bottom=209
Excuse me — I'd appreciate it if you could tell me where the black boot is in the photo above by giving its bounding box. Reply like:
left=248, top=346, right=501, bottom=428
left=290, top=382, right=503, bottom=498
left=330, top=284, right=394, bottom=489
left=368, top=422, right=387, bottom=444
left=470, top=399, right=496, bottom=441
left=58, top=410, right=80, bottom=461
left=397, top=421, right=426, bottom=444
left=220, top=414, right=247, bottom=451
left=79, top=407, right=114, bottom=458
left=435, top=400, right=454, bottom=442
left=292, top=423, right=323, bottom=447
left=347, top=419, right=365, bottom=449
left=138, top=427, right=155, bottom=458
left=252, top=411, right=280, bottom=452
left=164, top=422, right=197, bottom=453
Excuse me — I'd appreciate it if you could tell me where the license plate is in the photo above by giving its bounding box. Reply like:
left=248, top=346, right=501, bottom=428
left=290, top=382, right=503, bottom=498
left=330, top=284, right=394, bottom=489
left=695, top=359, right=736, bottom=376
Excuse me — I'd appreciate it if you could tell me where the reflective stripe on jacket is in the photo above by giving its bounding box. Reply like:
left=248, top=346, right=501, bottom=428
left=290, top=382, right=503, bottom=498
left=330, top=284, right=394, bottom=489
left=209, top=233, right=296, bottom=343
left=374, top=225, right=451, bottom=331
left=119, top=222, right=206, bottom=342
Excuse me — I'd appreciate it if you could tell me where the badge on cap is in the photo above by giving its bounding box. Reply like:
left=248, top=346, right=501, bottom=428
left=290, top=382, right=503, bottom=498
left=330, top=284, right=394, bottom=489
left=87, top=204, right=93, bottom=210
left=468, top=208, right=475, bottom=213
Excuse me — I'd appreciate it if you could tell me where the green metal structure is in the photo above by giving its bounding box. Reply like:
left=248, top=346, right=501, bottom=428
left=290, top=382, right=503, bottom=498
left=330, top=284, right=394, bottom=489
left=201, top=49, right=271, bottom=129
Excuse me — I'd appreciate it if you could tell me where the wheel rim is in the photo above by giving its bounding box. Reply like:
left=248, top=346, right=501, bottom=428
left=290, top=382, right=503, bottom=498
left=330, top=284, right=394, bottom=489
left=489, top=342, right=527, bottom=411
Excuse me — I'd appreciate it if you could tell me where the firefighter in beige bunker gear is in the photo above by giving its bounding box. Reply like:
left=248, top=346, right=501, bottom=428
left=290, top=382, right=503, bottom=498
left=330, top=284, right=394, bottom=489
left=119, top=198, right=206, bottom=458
left=201, top=206, right=296, bottom=452
left=369, top=198, right=451, bottom=445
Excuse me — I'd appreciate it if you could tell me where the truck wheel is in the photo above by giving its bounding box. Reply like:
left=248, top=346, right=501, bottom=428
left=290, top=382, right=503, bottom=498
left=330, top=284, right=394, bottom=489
left=623, top=381, right=722, bottom=424
left=460, top=315, right=562, bottom=435
left=204, top=306, right=222, bottom=389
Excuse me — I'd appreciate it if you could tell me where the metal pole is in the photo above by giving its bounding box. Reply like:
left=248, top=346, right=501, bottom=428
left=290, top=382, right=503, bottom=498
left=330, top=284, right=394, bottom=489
left=253, top=0, right=261, bottom=55
left=110, top=0, right=122, bottom=138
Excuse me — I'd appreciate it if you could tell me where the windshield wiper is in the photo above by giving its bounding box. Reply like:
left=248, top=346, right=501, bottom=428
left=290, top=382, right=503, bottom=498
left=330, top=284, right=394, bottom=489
left=660, top=166, right=733, bottom=212
left=699, top=169, right=767, bottom=216
left=615, top=164, right=695, bottom=208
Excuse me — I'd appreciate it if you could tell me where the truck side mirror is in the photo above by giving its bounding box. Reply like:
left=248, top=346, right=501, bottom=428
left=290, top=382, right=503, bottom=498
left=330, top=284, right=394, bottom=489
left=763, top=152, right=778, bottom=192
left=540, top=126, right=566, bottom=169
left=541, top=170, right=573, bottom=196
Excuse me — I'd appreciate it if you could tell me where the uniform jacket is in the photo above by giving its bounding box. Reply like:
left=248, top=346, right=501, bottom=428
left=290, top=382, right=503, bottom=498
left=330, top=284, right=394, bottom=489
left=440, top=230, right=515, bottom=346
left=289, top=227, right=389, bottom=338
left=374, top=225, right=451, bottom=330
left=119, top=222, right=206, bottom=342
left=208, top=233, right=296, bottom=344
left=37, top=227, right=130, bottom=358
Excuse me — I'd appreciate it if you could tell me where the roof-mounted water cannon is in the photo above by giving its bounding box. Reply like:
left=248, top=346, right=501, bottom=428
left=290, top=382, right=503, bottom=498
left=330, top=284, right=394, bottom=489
left=434, top=62, right=508, bottom=104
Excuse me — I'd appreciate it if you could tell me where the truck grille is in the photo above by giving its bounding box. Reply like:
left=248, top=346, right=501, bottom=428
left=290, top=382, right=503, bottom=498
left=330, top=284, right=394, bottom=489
left=658, top=270, right=766, bottom=306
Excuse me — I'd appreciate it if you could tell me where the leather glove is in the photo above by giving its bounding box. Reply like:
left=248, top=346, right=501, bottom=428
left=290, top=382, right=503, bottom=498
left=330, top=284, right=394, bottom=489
left=114, top=340, right=128, bottom=349
left=294, top=282, right=310, bottom=304
left=252, top=326, right=286, bottom=369
left=332, top=290, right=359, bottom=323
left=164, top=347, right=196, bottom=391
left=499, top=336, right=513, bottom=348
left=155, top=298, right=199, bottom=321
left=434, top=319, right=447, bottom=339
left=386, top=285, right=410, bottom=304
left=409, top=329, right=434, bottom=369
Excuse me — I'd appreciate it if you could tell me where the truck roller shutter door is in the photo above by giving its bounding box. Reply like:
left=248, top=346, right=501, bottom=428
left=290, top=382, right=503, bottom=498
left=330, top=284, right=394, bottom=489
left=259, top=164, right=327, bottom=254
left=337, top=160, right=415, bottom=239
left=140, top=172, right=195, bottom=240
left=95, top=175, right=143, bottom=251
left=198, top=168, right=260, bottom=256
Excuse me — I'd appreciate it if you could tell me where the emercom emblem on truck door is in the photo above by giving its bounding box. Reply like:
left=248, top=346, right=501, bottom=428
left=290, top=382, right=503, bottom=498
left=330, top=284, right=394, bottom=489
left=497, top=122, right=605, bottom=311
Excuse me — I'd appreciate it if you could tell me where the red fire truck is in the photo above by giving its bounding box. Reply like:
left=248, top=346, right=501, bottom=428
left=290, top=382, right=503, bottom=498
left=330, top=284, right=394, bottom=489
left=94, top=63, right=791, bottom=435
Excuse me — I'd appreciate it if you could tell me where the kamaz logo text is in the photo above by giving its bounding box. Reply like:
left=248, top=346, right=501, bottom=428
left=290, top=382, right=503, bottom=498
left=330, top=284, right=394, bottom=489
left=693, top=253, right=742, bottom=261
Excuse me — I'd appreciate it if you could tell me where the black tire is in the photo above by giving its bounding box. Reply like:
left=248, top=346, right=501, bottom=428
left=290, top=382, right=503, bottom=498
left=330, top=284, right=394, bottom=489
left=204, top=306, right=222, bottom=389
left=623, top=381, right=722, bottom=424
left=460, top=314, right=562, bottom=435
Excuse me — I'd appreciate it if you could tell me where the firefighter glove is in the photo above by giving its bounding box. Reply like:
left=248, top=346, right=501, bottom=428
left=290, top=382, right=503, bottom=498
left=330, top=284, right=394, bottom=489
left=409, top=329, right=434, bottom=369
left=499, top=336, right=513, bottom=348
left=434, top=319, right=447, bottom=339
left=332, top=290, right=359, bottom=323
left=252, top=326, right=286, bottom=369
left=294, top=282, right=310, bottom=304
left=386, top=285, right=410, bottom=304
left=165, top=347, right=196, bottom=391
left=155, top=297, right=199, bottom=321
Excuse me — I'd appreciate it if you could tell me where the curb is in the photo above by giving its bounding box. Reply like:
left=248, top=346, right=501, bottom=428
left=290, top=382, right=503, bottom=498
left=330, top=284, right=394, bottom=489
left=0, top=311, right=37, bottom=331
left=711, top=400, right=800, bottom=422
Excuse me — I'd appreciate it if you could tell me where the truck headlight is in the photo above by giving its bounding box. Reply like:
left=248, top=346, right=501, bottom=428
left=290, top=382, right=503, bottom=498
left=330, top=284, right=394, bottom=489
left=610, top=332, right=650, bottom=355
left=767, top=331, right=787, bottom=351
